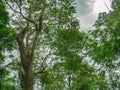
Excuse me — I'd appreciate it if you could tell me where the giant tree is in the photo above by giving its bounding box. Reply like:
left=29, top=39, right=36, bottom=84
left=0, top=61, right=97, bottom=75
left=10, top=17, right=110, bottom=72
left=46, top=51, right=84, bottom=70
left=3, top=0, right=80, bottom=90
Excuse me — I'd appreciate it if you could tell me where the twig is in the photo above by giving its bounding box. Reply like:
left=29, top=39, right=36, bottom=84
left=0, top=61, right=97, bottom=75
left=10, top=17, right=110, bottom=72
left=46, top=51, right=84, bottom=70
left=4, top=0, right=37, bottom=29
left=103, top=0, right=110, bottom=12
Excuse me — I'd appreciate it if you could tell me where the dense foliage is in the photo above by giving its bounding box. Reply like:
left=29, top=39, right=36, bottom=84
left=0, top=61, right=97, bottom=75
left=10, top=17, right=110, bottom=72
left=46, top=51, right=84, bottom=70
left=0, top=0, right=16, bottom=89
left=0, top=0, right=119, bottom=90
left=84, top=0, right=120, bottom=89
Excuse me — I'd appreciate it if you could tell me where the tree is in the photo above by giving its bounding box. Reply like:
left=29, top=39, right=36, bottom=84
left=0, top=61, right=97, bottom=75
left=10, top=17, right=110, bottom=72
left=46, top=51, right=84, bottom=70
left=52, top=29, right=108, bottom=90
left=4, top=0, right=80, bottom=90
left=39, top=58, right=108, bottom=90
left=2, top=0, right=113, bottom=89
left=85, top=0, right=120, bottom=89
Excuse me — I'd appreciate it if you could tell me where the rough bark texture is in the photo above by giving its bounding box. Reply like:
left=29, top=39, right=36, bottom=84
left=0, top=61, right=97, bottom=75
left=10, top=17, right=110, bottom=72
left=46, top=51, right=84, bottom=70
left=19, top=64, right=34, bottom=90
left=16, top=8, right=45, bottom=90
left=17, top=28, right=34, bottom=90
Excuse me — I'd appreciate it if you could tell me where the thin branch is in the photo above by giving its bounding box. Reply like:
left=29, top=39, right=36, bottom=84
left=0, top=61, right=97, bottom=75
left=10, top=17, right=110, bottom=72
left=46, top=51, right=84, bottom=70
left=103, top=0, right=110, bottom=12
left=38, top=0, right=46, bottom=31
left=41, top=50, right=52, bottom=67
left=26, top=30, right=35, bottom=48
left=4, top=0, right=37, bottom=29
left=30, top=0, right=47, bottom=58
left=30, top=31, right=40, bottom=60
left=34, top=47, right=54, bottom=75
left=4, top=0, right=20, bottom=13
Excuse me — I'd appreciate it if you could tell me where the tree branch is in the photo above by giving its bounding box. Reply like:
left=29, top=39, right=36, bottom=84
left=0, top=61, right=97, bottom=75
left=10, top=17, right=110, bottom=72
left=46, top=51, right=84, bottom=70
left=30, top=31, right=40, bottom=59
left=4, top=0, right=37, bottom=29
left=26, top=30, right=35, bottom=48
left=30, top=0, right=47, bottom=58
left=38, top=0, right=46, bottom=31
left=103, top=0, right=110, bottom=12
left=34, top=49, right=53, bottom=75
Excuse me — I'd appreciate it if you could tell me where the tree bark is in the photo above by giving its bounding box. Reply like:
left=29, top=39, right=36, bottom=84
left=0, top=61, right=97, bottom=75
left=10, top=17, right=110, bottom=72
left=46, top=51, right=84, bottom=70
left=19, top=62, right=34, bottom=90
left=14, top=0, right=46, bottom=89
left=17, top=28, right=34, bottom=90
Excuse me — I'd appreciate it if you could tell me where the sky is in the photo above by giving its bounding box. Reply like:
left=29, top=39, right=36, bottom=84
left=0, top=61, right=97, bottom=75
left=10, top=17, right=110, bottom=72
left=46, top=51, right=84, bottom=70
left=75, top=0, right=112, bottom=31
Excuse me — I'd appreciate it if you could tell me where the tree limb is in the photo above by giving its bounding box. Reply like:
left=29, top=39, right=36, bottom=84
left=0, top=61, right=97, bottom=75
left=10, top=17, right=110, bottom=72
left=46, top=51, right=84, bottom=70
left=4, top=0, right=37, bottom=29
left=38, top=0, right=46, bottom=31
left=30, top=0, right=47, bottom=59
left=34, top=49, right=53, bottom=75
left=103, top=0, right=110, bottom=12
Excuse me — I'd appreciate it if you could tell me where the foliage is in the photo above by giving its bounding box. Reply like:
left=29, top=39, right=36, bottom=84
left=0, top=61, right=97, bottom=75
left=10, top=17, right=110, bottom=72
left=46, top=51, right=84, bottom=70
left=1, top=70, right=16, bottom=90
left=39, top=62, right=108, bottom=90
left=0, top=0, right=16, bottom=89
left=84, top=0, right=120, bottom=89
left=37, top=28, right=108, bottom=90
left=2, top=0, right=118, bottom=90
left=0, top=0, right=9, bottom=28
left=3, top=0, right=82, bottom=89
left=0, top=0, right=16, bottom=63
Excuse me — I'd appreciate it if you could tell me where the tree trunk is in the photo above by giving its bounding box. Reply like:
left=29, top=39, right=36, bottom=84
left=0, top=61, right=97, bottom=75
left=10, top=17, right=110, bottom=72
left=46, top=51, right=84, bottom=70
left=17, top=31, right=34, bottom=90
left=20, top=64, right=34, bottom=90
left=15, top=0, right=45, bottom=89
left=19, top=62, right=34, bottom=90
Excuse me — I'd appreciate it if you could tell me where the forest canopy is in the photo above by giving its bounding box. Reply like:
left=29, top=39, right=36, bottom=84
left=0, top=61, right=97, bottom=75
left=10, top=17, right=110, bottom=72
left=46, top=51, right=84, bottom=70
left=0, top=0, right=120, bottom=90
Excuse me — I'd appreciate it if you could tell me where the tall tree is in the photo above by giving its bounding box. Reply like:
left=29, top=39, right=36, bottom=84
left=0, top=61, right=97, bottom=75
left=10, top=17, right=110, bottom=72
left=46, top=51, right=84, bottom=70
left=85, top=0, right=120, bottom=89
left=4, top=0, right=79, bottom=90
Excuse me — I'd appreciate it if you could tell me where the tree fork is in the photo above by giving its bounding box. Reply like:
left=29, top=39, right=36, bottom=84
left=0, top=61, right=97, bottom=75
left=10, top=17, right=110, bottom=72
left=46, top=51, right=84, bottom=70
left=5, top=0, right=46, bottom=89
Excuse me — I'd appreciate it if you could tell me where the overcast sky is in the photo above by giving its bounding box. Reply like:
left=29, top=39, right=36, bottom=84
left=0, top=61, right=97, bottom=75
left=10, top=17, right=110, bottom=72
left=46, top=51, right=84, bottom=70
left=75, top=0, right=112, bottom=31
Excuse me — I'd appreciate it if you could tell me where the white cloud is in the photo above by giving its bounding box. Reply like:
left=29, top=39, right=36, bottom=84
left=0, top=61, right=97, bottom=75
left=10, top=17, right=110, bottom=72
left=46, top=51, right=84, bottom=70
left=94, top=0, right=112, bottom=14
left=78, top=12, right=97, bottom=31
left=76, top=0, right=111, bottom=31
